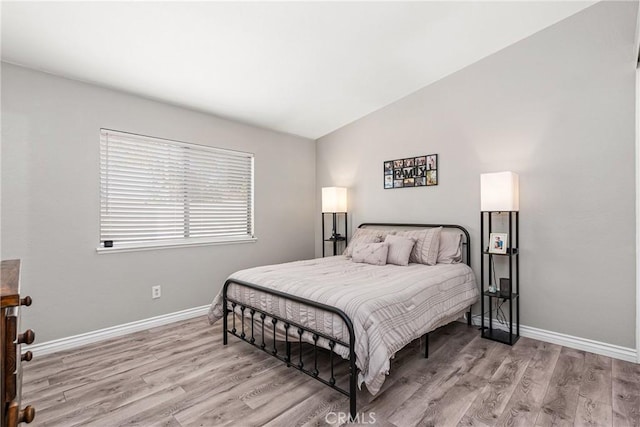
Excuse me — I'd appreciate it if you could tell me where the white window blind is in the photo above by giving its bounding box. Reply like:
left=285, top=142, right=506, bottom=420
left=99, top=129, right=254, bottom=251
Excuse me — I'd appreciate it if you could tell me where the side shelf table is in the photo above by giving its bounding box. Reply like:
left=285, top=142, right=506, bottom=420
left=480, top=211, right=520, bottom=345
left=322, top=212, right=347, bottom=257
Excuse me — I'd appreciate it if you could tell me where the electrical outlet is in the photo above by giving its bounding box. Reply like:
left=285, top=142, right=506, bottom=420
left=152, top=285, right=161, bottom=299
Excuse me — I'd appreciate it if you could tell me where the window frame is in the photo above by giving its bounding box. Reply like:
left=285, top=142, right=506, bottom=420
left=97, top=129, right=256, bottom=253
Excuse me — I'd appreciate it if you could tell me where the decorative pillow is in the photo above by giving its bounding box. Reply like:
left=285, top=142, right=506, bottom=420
left=398, top=227, right=442, bottom=266
left=437, top=230, right=463, bottom=264
left=384, top=235, right=417, bottom=266
left=343, top=228, right=395, bottom=257
left=351, top=242, right=389, bottom=266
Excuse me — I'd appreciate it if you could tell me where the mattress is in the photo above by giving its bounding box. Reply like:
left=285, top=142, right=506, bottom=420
left=208, top=255, right=479, bottom=394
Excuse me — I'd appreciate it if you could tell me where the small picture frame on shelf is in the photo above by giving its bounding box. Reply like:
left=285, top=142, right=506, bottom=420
left=488, top=232, right=508, bottom=254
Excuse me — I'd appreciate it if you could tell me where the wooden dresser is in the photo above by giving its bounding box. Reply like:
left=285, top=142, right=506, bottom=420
left=1, top=260, right=35, bottom=427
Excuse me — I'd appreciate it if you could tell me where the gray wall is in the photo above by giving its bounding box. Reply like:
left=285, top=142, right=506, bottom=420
left=316, top=2, right=637, bottom=348
left=1, top=63, right=316, bottom=342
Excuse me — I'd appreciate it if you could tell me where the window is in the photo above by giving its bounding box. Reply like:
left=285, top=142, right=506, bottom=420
left=99, top=129, right=254, bottom=252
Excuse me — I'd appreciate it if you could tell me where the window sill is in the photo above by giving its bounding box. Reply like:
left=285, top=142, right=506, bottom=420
left=96, top=236, right=257, bottom=254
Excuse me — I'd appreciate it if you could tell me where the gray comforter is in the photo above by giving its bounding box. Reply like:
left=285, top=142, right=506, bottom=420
left=208, top=256, right=478, bottom=394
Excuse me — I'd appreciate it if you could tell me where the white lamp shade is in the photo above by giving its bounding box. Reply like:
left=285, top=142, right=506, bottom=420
left=481, top=172, right=519, bottom=212
left=322, top=187, right=347, bottom=212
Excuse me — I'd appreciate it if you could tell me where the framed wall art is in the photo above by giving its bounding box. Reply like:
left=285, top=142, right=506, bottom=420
left=384, top=154, right=438, bottom=189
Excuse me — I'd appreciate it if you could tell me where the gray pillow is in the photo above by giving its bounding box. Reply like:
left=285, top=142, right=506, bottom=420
left=398, top=227, right=442, bottom=266
left=351, top=242, right=389, bottom=266
left=343, top=228, right=395, bottom=257
left=437, top=231, right=463, bottom=264
left=384, top=235, right=417, bottom=266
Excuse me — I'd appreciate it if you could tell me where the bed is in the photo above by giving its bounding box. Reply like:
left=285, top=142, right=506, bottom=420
left=208, top=223, right=479, bottom=419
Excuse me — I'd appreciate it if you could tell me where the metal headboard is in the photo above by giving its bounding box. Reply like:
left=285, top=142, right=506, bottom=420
left=358, top=223, right=471, bottom=267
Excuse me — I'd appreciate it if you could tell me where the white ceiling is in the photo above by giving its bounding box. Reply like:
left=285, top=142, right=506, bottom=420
left=2, top=1, right=594, bottom=139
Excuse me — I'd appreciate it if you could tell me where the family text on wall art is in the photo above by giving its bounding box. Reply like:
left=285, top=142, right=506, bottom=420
left=384, top=154, right=438, bottom=189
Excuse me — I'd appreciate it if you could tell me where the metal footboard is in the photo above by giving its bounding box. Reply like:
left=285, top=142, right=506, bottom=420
left=222, top=278, right=358, bottom=419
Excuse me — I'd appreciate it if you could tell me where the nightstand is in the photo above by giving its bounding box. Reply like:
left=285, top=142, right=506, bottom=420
left=321, top=212, right=347, bottom=257
left=480, top=211, right=520, bottom=345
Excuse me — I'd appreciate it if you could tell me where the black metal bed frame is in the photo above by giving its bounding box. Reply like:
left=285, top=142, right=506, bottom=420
left=222, top=223, right=472, bottom=420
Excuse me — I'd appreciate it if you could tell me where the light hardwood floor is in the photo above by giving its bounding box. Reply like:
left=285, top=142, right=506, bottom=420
left=23, top=316, right=640, bottom=426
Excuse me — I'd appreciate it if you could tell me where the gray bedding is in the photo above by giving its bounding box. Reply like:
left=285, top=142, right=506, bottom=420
left=208, top=255, right=478, bottom=394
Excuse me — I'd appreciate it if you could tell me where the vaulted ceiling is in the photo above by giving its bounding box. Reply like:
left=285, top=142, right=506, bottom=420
left=2, top=1, right=594, bottom=139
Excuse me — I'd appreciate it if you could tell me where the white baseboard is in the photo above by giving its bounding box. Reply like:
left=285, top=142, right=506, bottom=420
left=25, top=305, right=210, bottom=357
left=23, top=307, right=638, bottom=364
left=469, top=315, right=637, bottom=363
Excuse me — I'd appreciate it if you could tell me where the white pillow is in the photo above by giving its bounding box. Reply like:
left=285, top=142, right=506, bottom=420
left=398, top=227, right=442, bottom=266
left=343, top=228, right=395, bottom=257
left=384, top=235, right=417, bottom=266
left=438, top=231, right=463, bottom=264
left=351, top=242, right=389, bottom=266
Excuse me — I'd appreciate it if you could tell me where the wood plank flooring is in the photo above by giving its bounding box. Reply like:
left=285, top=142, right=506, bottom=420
left=22, top=316, right=640, bottom=426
